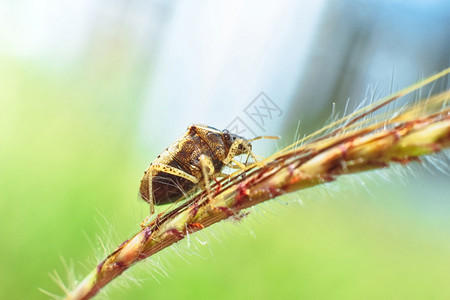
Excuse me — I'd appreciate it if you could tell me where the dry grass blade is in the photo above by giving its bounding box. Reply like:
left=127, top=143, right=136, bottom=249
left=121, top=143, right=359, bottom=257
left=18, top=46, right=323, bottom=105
left=66, top=69, right=450, bottom=300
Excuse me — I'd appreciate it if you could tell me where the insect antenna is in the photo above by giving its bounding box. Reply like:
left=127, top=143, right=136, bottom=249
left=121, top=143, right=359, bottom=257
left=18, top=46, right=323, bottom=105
left=241, top=135, right=280, bottom=165
left=247, top=135, right=280, bottom=142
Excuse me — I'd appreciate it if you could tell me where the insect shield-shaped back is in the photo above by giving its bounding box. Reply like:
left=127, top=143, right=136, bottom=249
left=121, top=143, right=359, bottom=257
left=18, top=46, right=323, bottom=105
left=191, top=125, right=229, bottom=164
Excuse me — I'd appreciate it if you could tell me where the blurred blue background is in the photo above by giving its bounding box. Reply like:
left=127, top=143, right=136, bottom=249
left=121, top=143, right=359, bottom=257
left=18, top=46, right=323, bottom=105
left=1, top=0, right=450, bottom=299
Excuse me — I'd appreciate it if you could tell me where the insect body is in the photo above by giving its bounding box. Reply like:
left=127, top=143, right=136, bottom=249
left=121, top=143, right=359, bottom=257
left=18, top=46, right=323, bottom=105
left=139, top=124, right=256, bottom=219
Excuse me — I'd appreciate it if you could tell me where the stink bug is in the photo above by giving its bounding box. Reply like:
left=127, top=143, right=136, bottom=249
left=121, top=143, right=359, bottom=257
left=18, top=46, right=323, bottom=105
left=139, top=124, right=277, bottom=225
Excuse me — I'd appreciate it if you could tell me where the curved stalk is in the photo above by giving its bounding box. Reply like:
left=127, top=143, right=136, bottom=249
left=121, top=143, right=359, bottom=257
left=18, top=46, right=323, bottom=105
left=66, top=71, right=450, bottom=300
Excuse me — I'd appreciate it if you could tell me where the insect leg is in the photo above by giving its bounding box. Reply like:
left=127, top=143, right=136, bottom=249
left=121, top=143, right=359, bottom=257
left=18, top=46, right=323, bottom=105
left=148, top=168, right=155, bottom=215
left=141, top=167, right=157, bottom=228
left=141, top=164, right=200, bottom=228
left=199, top=154, right=215, bottom=202
left=232, top=158, right=247, bottom=169
left=148, top=163, right=200, bottom=207
left=150, top=163, right=200, bottom=184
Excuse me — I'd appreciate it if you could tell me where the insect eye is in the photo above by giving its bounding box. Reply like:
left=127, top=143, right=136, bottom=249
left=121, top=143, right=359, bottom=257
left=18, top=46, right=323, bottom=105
left=222, top=129, right=230, bottom=139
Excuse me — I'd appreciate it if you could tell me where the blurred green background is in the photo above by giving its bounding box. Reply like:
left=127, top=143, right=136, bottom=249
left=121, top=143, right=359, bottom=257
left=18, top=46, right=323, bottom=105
left=1, top=1, right=450, bottom=299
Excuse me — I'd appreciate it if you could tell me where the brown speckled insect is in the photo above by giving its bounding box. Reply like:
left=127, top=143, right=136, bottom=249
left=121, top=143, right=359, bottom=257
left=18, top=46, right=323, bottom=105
left=140, top=124, right=276, bottom=224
